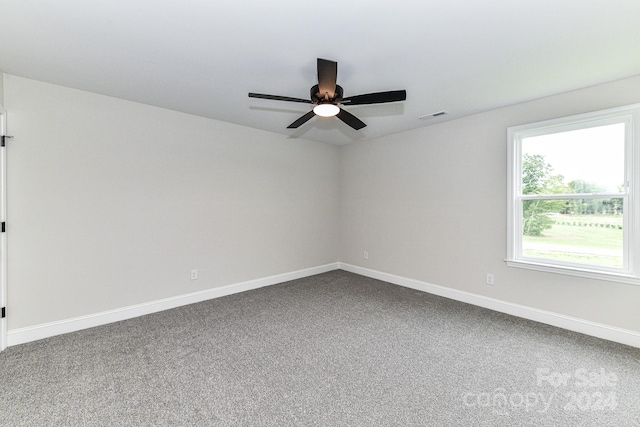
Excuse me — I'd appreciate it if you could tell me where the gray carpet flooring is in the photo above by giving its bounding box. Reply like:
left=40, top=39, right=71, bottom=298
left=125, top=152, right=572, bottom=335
left=1, top=270, right=639, bottom=426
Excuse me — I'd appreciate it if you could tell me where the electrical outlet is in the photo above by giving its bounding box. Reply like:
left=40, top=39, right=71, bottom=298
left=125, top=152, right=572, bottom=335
left=363, top=251, right=369, bottom=260
left=486, top=273, right=494, bottom=285
left=190, top=269, right=198, bottom=280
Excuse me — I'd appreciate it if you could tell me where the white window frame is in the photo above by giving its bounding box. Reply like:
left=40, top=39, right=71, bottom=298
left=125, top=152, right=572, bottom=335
left=507, top=103, right=640, bottom=285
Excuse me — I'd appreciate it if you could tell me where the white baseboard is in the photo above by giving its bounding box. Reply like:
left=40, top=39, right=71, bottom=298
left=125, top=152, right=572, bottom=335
left=7, top=262, right=340, bottom=346
left=9, top=262, right=640, bottom=349
left=339, top=263, right=640, bottom=349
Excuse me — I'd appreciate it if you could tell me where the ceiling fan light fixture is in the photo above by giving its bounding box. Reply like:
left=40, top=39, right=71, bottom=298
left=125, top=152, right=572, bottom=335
left=249, top=58, right=406, bottom=130
left=313, top=103, right=340, bottom=117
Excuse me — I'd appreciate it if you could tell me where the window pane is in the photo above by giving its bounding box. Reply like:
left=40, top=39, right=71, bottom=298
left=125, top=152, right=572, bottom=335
left=521, top=199, right=624, bottom=268
left=522, top=123, right=625, bottom=195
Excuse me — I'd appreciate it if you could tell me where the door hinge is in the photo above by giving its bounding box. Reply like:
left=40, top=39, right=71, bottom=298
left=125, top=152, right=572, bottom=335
left=1, top=307, right=5, bottom=318
left=1, top=222, right=4, bottom=233
left=1, top=135, right=13, bottom=147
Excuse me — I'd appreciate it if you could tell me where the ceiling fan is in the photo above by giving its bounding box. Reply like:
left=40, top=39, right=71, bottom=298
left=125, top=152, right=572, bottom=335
left=248, top=58, right=407, bottom=130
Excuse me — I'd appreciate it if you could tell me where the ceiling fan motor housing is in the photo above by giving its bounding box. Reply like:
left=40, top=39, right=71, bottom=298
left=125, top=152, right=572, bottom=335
left=312, top=84, right=343, bottom=104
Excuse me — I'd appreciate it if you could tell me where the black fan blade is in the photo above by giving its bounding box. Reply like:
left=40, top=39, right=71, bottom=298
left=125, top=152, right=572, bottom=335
left=249, top=93, right=311, bottom=104
left=317, top=58, right=337, bottom=99
left=341, top=90, right=407, bottom=105
left=287, top=110, right=316, bottom=129
left=336, top=108, right=366, bottom=130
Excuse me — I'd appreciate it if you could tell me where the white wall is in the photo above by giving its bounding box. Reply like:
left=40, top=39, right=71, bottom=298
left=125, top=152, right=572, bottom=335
left=5, top=72, right=640, bottom=342
left=4, top=74, right=340, bottom=330
left=340, top=75, right=640, bottom=333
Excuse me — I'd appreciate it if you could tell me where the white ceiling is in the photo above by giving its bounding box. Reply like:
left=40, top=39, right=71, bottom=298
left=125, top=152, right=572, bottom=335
left=1, top=1, right=640, bottom=145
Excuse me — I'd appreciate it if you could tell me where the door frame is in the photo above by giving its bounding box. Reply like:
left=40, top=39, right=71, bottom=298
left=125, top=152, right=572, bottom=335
left=0, top=108, right=7, bottom=351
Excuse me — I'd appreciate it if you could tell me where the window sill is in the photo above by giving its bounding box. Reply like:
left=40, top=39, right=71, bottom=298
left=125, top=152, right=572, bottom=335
left=505, top=259, right=640, bottom=286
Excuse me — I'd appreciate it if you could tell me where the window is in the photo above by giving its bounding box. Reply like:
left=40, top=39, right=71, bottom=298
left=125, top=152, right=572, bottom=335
left=507, top=104, right=640, bottom=284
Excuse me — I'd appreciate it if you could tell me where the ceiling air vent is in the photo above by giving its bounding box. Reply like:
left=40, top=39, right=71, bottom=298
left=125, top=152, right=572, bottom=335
left=418, top=111, right=448, bottom=120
